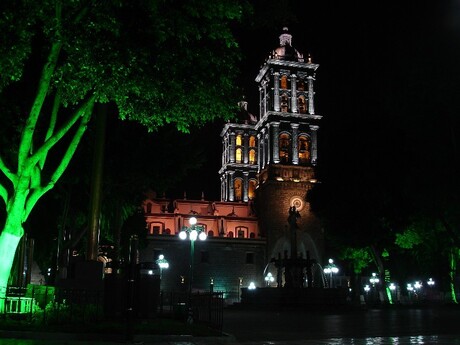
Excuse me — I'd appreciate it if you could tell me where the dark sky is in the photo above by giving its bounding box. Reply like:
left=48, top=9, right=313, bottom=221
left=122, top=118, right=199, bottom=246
left=165, top=1, right=460, bottom=202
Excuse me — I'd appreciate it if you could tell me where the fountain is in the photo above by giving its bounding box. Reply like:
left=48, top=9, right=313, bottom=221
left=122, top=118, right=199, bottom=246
left=241, top=206, right=348, bottom=308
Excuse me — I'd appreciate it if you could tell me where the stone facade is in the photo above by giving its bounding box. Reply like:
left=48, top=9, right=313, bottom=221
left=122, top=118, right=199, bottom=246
left=140, top=28, right=324, bottom=302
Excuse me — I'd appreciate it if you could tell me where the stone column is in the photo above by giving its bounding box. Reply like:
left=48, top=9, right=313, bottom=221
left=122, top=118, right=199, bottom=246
left=308, top=76, right=315, bottom=115
left=228, top=171, right=235, bottom=201
left=243, top=133, right=249, bottom=164
left=291, top=74, right=297, bottom=113
left=257, top=132, right=262, bottom=173
left=291, top=123, right=299, bottom=165
left=243, top=172, right=249, bottom=202
left=272, top=122, right=280, bottom=163
left=259, top=86, right=263, bottom=118
left=274, top=72, right=280, bottom=111
left=310, top=125, right=319, bottom=165
left=229, top=132, right=236, bottom=163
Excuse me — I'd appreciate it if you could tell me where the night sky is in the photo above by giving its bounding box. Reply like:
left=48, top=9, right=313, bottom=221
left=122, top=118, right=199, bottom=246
left=168, top=1, right=460, bottom=202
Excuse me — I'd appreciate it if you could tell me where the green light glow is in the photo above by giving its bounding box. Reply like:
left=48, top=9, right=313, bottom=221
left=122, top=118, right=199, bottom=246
left=385, top=286, right=393, bottom=304
left=0, top=232, right=21, bottom=298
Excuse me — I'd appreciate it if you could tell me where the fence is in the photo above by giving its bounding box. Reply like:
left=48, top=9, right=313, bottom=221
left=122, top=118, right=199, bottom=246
left=1, top=285, right=103, bottom=324
left=2, top=284, right=224, bottom=331
left=159, top=290, right=224, bottom=331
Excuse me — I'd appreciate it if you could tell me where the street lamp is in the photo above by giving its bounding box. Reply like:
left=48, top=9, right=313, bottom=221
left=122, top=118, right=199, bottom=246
left=323, top=258, right=339, bottom=288
left=179, top=216, right=207, bottom=323
left=156, top=254, right=169, bottom=280
left=265, top=272, right=275, bottom=286
left=370, top=272, right=380, bottom=286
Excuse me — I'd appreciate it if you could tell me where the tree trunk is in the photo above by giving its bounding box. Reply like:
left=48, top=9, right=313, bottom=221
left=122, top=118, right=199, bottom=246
left=87, top=104, right=107, bottom=261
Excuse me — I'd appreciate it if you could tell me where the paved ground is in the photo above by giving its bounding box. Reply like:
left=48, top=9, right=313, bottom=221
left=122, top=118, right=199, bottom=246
left=1, top=306, right=460, bottom=344
left=222, top=306, right=460, bottom=342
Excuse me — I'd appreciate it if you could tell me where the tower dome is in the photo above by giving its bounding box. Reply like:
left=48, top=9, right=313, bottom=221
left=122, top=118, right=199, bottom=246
left=272, top=27, right=304, bottom=62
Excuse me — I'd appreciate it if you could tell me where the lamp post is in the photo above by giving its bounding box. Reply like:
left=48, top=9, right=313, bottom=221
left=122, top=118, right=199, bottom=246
left=179, top=216, right=207, bottom=323
left=323, top=258, right=339, bottom=288
left=156, top=254, right=169, bottom=280
left=369, top=272, right=380, bottom=303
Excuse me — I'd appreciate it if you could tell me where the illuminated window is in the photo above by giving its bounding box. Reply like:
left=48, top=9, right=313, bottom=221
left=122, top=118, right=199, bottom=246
left=298, top=95, right=307, bottom=114
left=280, top=75, right=289, bottom=89
left=236, top=148, right=243, bottom=163
left=281, top=94, right=289, bottom=112
left=236, top=134, right=242, bottom=146
left=249, top=135, right=256, bottom=147
left=279, top=133, right=291, bottom=163
left=298, top=135, right=310, bottom=164
left=248, top=179, right=257, bottom=199
left=249, top=149, right=256, bottom=164
left=234, top=178, right=243, bottom=201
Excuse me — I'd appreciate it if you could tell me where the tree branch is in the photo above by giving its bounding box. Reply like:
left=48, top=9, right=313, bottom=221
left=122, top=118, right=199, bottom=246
left=39, top=89, right=61, bottom=170
left=28, top=94, right=97, bottom=168
left=18, top=3, right=62, bottom=173
left=24, top=99, right=95, bottom=220
left=0, top=155, right=17, bottom=186
left=0, top=183, right=8, bottom=206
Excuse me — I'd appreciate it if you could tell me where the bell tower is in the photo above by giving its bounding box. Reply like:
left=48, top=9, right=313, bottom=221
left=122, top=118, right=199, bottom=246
left=255, top=27, right=323, bottom=264
left=219, top=27, right=324, bottom=266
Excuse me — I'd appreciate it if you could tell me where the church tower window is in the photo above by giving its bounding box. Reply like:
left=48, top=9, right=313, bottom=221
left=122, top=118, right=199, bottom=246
left=236, top=134, right=243, bottom=146
left=298, top=135, right=311, bottom=164
left=280, top=75, right=289, bottom=89
left=279, top=133, right=291, bottom=164
left=234, top=178, right=243, bottom=201
left=281, top=94, right=289, bottom=112
left=249, top=135, right=256, bottom=147
left=298, top=95, right=307, bottom=114
left=297, top=79, right=305, bottom=91
left=248, top=179, right=257, bottom=199
left=236, top=148, right=243, bottom=163
left=249, top=149, right=256, bottom=164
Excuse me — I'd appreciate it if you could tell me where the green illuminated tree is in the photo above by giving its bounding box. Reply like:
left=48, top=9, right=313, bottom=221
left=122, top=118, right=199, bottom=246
left=0, top=0, right=247, bottom=295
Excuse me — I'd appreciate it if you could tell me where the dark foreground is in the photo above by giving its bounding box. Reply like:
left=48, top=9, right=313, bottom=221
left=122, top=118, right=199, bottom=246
left=222, top=305, right=460, bottom=343
left=1, top=305, right=460, bottom=344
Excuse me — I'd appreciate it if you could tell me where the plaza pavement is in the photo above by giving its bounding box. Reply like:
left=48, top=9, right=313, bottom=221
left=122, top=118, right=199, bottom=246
left=1, top=305, right=460, bottom=344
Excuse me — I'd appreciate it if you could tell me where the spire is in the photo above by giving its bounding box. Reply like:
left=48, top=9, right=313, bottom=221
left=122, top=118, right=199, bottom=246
left=279, top=27, right=292, bottom=46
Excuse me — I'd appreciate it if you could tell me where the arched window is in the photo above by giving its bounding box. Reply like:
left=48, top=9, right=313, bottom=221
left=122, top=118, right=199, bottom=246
left=249, top=135, right=256, bottom=147
left=234, top=178, right=243, bottom=201
left=298, top=95, right=307, bottom=114
left=235, top=148, right=242, bottom=163
left=249, top=149, right=256, bottom=164
left=279, top=133, right=291, bottom=164
left=280, top=94, right=289, bottom=112
left=298, top=135, right=311, bottom=164
left=236, top=226, right=248, bottom=238
left=248, top=179, right=257, bottom=199
left=236, top=134, right=242, bottom=146
left=280, top=75, right=289, bottom=89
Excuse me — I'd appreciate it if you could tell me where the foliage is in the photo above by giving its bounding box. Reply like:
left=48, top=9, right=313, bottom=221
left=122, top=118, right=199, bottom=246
left=339, top=247, right=372, bottom=274
left=0, top=0, right=249, bottom=292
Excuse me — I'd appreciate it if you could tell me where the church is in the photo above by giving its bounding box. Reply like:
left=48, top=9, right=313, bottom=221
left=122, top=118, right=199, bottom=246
left=140, top=28, right=324, bottom=303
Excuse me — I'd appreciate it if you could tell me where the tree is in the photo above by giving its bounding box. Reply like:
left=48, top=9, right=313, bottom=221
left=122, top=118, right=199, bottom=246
left=0, top=0, right=248, bottom=296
